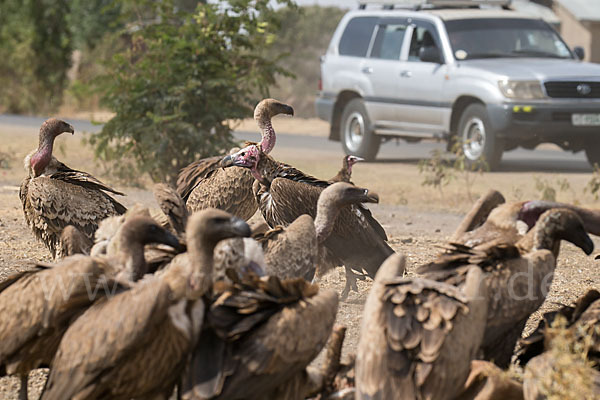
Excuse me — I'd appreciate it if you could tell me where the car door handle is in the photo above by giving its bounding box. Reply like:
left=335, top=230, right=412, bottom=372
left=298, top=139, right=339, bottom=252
left=361, top=66, right=373, bottom=74
left=400, top=70, right=412, bottom=78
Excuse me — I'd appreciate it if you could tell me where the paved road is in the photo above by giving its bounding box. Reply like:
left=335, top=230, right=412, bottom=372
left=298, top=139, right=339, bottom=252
left=1, top=114, right=591, bottom=173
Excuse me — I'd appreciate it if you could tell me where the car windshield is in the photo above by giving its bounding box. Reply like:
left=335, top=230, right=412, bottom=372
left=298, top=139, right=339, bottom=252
left=445, top=18, right=573, bottom=60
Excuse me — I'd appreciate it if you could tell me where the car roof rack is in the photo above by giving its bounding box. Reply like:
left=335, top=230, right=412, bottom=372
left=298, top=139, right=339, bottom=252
left=358, top=0, right=512, bottom=11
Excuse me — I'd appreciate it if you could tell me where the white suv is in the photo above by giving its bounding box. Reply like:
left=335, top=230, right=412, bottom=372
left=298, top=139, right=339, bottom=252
left=316, top=0, right=600, bottom=170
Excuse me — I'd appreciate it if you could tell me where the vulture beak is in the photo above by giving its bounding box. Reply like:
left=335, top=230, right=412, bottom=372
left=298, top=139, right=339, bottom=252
left=573, top=229, right=594, bottom=255
left=160, top=230, right=183, bottom=252
left=221, top=154, right=234, bottom=168
left=229, top=217, right=252, bottom=237
left=68, top=125, right=75, bottom=134
left=282, top=104, right=294, bottom=117
left=356, top=188, right=379, bottom=204
left=349, top=156, right=364, bottom=163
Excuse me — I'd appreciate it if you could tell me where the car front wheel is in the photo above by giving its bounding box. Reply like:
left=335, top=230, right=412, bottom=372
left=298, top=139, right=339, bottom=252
left=458, top=103, right=503, bottom=171
left=340, top=99, right=380, bottom=161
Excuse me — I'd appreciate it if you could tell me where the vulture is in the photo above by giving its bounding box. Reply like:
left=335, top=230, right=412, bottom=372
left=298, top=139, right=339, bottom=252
left=418, top=208, right=594, bottom=368
left=221, top=144, right=394, bottom=298
left=153, top=182, right=188, bottom=238
left=355, top=254, right=489, bottom=400
left=329, top=155, right=363, bottom=184
left=57, top=225, right=93, bottom=257
left=20, top=118, right=126, bottom=259
left=176, top=99, right=294, bottom=220
left=518, top=290, right=600, bottom=399
left=254, top=182, right=379, bottom=281
left=181, top=274, right=339, bottom=400
left=0, top=216, right=179, bottom=400
left=41, top=209, right=251, bottom=400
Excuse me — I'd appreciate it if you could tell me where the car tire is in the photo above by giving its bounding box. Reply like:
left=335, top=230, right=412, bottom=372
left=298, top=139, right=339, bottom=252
left=457, top=103, right=503, bottom=171
left=340, top=99, right=380, bottom=161
left=585, top=143, right=600, bottom=168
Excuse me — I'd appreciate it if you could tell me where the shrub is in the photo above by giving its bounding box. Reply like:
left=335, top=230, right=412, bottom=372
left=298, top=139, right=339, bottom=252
left=90, top=0, right=295, bottom=183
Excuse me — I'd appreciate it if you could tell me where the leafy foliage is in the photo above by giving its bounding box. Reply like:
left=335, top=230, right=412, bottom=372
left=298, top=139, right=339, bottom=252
left=534, top=176, right=572, bottom=202
left=585, top=163, right=600, bottom=200
left=0, top=0, right=72, bottom=113
left=91, top=0, right=296, bottom=183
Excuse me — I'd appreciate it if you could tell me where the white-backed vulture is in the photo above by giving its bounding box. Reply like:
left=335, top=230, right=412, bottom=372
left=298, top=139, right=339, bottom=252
left=221, top=144, right=394, bottom=297
left=418, top=208, right=594, bottom=368
left=253, top=182, right=379, bottom=282
left=20, top=118, right=126, bottom=259
left=57, top=225, right=93, bottom=257
left=355, top=254, right=488, bottom=400
left=153, top=182, right=188, bottom=238
left=41, top=209, right=251, bottom=400
left=328, top=155, right=363, bottom=184
left=0, top=216, right=179, bottom=400
left=176, top=99, right=294, bottom=220
left=181, top=274, right=339, bottom=400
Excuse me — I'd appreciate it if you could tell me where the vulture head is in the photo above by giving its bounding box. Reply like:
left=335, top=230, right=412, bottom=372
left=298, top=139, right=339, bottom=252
left=254, top=98, right=293, bottom=154
left=533, top=208, right=594, bottom=255
left=519, top=200, right=600, bottom=236
left=321, top=182, right=379, bottom=208
left=30, top=118, right=74, bottom=176
left=221, top=144, right=261, bottom=170
left=344, top=155, right=364, bottom=173
left=186, top=209, right=252, bottom=295
left=254, top=98, right=294, bottom=121
left=119, top=216, right=181, bottom=251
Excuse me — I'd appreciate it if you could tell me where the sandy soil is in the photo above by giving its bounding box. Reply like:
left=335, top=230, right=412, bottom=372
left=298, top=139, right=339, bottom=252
left=1, top=120, right=600, bottom=398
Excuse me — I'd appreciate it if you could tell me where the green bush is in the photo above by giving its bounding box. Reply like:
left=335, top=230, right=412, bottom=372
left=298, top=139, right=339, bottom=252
left=0, top=0, right=72, bottom=113
left=90, top=0, right=295, bottom=183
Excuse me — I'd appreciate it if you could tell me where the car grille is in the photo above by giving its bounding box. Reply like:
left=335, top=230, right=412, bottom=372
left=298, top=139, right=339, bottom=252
left=544, top=81, right=600, bottom=98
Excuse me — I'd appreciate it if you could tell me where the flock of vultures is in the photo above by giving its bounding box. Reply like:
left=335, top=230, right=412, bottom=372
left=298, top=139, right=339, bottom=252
left=2, top=98, right=600, bottom=399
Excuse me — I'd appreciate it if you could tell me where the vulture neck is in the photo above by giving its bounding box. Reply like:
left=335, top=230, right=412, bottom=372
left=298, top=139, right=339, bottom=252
left=314, top=199, right=341, bottom=244
left=110, top=231, right=148, bottom=281
left=187, top=234, right=218, bottom=294
left=31, top=131, right=56, bottom=177
left=257, top=118, right=276, bottom=154
left=252, top=154, right=281, bottom=187
left=531, top=221, right=561, bottom=257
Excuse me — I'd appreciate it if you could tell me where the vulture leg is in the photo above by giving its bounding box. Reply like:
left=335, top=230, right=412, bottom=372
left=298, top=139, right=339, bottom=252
left=450, top=189, right=505, bottom=242
left=18, top=374, right=28, bottom=400
left=341, top=267, right=362, bottom=300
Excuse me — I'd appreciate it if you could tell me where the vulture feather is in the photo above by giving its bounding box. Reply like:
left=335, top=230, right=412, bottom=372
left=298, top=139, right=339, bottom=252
left=176, top=99, right=294, bottom=220
left=182, top=273, right=339, bottom=400
left=356, top=254, right=489, bottom=400
left=41, top=209, right=251, bottom=400
left=0, top=216, right=179, bottom=400
left=221, top=145, right=394, bottom=297
left=20, top=118, right=126, bottom=259
left=419, top=208, right=594, bottom=368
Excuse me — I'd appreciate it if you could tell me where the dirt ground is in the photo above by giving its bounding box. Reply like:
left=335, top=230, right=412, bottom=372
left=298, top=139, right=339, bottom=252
left=1, top=119, right=600, bottom=398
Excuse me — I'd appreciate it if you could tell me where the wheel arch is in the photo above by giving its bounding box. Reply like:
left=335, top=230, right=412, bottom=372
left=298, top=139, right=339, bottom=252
left=449, top=96, right=485, bottom=138
left=329, top=90, right=363, bottom=141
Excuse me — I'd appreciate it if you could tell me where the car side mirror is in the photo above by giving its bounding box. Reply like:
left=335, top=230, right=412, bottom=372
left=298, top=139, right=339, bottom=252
left=574, top=46, right=585, bottom=60
left=419, top=46, right=442, bottom=63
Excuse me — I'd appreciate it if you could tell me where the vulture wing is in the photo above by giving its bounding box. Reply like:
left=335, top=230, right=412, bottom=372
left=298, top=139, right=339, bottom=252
left=183, top=278, right=338, bottom=400
left=176, top=156, right=222, bottom=202
left=42, top=277, right=188, bottom=400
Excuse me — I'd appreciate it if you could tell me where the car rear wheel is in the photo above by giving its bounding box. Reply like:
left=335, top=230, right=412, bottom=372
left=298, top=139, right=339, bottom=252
left=585, top=142, right=600, bottom=168
left=340, top=98, right=380, bottom=161
left=458, top=103, right=503, bottom=171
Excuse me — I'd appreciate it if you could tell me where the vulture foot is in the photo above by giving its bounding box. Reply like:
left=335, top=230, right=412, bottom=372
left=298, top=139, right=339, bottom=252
left=341, top=267, right=366, bottom=301
left=19, top=374, right=27, bottom=400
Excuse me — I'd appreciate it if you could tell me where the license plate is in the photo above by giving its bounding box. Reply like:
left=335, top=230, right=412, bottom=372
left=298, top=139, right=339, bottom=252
left=572, top=113, right=600, bottom=126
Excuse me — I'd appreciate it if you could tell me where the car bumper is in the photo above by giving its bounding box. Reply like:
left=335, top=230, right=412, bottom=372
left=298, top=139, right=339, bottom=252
left=315, top=94, right=335, bottom=122
left=487, top=102, right=600, bottom=141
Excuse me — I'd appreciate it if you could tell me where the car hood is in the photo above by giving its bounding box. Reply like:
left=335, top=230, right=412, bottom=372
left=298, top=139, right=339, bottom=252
left=458, top=58, right=600, bottom=81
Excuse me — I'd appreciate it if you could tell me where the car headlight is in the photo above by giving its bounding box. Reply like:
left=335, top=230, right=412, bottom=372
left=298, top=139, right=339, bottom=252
left=498, top=80, right=545, bottom=99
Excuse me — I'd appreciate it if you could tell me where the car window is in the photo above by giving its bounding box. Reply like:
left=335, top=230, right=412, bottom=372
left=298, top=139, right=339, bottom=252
left=339, top=17, right=378, bottom=57
left=408, top=24, right=440, bottom=62
left=370, top=23, right=408, bottom=60
left=445, top=18, right=572, bottom=60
